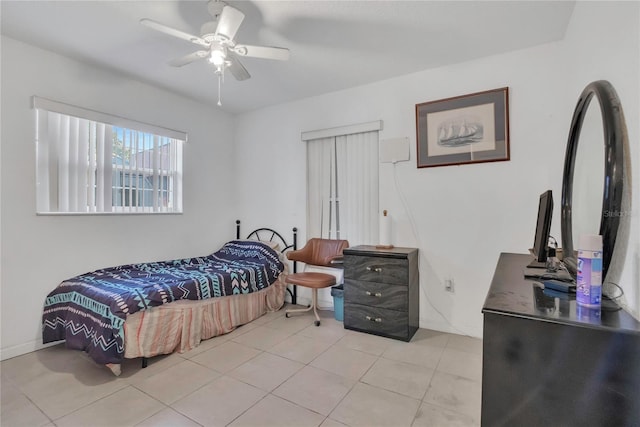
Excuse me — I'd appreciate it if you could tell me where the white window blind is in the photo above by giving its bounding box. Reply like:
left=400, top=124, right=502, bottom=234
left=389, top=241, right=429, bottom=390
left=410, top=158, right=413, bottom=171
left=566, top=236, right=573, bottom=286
left=34, top=97, right=185, bottom=214
left=305, top=128, right=379, bottom=244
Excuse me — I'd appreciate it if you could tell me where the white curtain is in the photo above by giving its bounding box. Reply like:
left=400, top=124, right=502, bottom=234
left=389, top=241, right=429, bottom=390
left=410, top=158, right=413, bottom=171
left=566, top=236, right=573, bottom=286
left=336, top=131, right=379, bottom=245
left=307, top=137, right=334, bottom=238
left=37, top=111, right=113, bottom=213
left=36, top=110, right=183, bottom=214
left=34, top=96, right=185, bottom=214
left=306, top=130, right=379, bottom=245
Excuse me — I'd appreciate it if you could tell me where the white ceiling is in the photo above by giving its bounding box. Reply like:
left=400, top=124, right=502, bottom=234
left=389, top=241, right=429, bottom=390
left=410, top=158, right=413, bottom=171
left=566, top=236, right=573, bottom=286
left=1, top=1, right=575, bottom=114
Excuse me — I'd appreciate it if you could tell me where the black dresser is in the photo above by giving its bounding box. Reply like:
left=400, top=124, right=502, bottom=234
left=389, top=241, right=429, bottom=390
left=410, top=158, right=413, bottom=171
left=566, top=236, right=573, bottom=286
left=343, top=245, right=419, bottom=341
left=482, top=253, right=640, bottom=426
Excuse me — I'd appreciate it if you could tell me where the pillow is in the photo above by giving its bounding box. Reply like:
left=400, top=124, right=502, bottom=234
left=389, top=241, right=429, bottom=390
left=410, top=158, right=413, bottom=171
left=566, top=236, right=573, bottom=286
left=236, top=239, right=281, bottom=252
left=259, top=240, right=281, bottom=251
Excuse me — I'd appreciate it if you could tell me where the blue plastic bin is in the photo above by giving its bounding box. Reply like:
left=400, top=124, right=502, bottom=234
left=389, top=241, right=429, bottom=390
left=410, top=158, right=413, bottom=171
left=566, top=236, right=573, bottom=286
left=331, top=285, right=344, bottom=322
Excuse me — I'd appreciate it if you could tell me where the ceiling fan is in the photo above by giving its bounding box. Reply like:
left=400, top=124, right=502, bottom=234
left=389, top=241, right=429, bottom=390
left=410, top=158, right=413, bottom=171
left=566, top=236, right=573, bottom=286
left=140, top=0, right=290, bottom=106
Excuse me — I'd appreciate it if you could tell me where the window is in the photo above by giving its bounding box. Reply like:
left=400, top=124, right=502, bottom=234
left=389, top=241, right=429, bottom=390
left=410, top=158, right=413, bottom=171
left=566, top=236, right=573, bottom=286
left=109, top=129, right=178, bottom=212
left=34, top=97, right=185, bottom=214
left=303, top=121, right=380, bottom=244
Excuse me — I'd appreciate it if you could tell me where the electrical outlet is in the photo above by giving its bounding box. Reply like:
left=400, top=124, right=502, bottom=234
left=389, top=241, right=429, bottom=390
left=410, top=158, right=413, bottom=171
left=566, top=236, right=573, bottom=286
left=445, top=279, right=455, bottom=293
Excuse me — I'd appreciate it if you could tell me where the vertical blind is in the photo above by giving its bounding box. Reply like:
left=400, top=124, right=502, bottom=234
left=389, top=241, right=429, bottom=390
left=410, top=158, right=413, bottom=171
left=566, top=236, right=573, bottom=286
left=305, top=129, right=379, bottom=245
left=34, top=97, right=185, bottom=214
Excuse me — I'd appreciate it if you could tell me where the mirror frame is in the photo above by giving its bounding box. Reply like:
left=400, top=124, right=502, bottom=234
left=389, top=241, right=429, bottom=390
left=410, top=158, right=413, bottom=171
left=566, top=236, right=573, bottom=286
left=561, top=80, right=629, bottom=281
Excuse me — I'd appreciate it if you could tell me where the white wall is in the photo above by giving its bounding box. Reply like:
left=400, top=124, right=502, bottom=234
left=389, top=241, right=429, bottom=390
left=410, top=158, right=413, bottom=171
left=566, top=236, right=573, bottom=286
left=0, top=37, right=238, bottom=359
left=235, top=1, right=640, bottom=337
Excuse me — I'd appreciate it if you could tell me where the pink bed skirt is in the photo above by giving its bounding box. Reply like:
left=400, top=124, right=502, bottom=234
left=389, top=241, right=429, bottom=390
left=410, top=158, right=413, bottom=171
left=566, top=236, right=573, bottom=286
left=122, top=277, right=287, bottom=359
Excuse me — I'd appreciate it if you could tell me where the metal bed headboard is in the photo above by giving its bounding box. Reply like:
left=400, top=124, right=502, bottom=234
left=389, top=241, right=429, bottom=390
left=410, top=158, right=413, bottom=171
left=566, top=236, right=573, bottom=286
left=236, top=220, right=298, bottom=305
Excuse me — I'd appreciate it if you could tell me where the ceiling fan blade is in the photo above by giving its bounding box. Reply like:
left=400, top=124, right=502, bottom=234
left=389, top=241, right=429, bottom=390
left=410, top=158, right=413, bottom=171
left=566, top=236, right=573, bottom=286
left=233, top=44, right=290, bottom=61
left=140, top=18, right=209, bottom=47
left=215, top=5, right=245, bottom=41
left=168, top=51, right=209, bottom=67
left=226, top=52, right=251, bottom=81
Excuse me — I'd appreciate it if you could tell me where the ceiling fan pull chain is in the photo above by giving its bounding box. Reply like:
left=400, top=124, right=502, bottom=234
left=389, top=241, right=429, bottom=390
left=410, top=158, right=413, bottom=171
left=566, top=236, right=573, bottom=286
left=217, top=72, right=222, bottom=106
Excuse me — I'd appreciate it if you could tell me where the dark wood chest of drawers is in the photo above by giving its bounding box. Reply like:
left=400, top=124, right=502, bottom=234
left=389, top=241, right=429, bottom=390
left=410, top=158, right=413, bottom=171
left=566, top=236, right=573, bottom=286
left=482, top=253, right=640, bottom=425
left=343, top=246, right=419, bottom=341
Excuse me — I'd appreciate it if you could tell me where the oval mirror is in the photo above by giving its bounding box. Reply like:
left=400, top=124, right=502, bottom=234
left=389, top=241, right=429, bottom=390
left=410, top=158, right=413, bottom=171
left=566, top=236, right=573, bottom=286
left=571, top=99, right=605, bottom=248
left=561, top=80, right=631, bottom=282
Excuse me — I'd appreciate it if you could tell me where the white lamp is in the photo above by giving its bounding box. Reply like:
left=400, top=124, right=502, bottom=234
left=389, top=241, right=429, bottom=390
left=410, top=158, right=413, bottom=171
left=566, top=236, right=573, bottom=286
left=376, top=210, right=394, bottom=249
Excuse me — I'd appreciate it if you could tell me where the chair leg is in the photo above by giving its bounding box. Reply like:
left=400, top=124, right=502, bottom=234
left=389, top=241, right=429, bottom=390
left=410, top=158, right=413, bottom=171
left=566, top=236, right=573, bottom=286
left=285, top=288, right=322, bottom=326
left=311, top=289, right=321, bottom=326
left=285, top=297, right=314, bottom=317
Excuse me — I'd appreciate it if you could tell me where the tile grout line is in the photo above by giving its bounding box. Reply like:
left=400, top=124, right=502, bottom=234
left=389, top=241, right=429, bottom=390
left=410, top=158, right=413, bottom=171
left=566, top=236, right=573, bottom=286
left=48, top=384, right=155, bottom=424
left=11, top=384, right=55, bottom=427
left=2, top=317, right=482, bottom=427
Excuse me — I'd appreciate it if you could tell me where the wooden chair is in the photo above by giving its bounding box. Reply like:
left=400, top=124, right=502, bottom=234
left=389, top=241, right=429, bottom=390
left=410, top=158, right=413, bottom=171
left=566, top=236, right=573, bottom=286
left=285, top=238, right=349, bottom=326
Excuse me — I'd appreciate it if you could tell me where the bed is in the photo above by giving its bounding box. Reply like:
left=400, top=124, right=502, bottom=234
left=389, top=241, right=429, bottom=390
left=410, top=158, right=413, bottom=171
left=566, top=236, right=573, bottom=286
left=42, top=221, right=297, bottom=375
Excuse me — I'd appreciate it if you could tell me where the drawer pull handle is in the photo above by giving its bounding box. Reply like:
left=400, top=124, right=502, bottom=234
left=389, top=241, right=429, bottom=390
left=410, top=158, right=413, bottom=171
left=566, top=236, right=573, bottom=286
left=366, top=266, right=383, bottom=273
left=365, top=316, right=382, bottom=323
left=365, top=291, right=382, bottom=297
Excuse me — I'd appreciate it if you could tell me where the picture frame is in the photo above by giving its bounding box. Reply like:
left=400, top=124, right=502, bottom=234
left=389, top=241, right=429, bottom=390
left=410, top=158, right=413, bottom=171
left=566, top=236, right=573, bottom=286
left=416, top=87, right=510, bottom=168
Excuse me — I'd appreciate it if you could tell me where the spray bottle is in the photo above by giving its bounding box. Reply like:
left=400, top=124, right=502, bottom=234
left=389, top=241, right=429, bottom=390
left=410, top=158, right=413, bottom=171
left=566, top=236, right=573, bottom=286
left=576, top=234, right=603, bottom=307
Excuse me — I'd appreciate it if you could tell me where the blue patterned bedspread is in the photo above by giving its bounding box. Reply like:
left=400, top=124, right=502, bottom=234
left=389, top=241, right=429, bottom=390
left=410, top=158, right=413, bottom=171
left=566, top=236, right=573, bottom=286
left=42, top=240, right=284, bottom=364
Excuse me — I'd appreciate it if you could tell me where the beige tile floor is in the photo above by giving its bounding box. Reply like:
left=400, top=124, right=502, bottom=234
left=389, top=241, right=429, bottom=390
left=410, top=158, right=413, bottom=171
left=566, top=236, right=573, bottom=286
left=0, top=306, right=482, bottom=427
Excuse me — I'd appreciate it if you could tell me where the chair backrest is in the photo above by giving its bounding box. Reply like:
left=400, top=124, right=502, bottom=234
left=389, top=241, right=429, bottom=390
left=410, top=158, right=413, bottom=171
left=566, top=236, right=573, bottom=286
left=287, top=238, right=349, bottom=267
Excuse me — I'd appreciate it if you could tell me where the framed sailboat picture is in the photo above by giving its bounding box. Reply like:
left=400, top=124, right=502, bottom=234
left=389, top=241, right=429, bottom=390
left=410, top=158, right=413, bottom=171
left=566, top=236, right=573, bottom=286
left=416, top=87, right=510, bottom=168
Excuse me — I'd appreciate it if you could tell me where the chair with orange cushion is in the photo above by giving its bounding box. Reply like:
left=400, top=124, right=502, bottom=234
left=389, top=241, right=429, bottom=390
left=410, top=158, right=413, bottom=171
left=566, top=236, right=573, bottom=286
left=285, top=238, right=349, bottom=326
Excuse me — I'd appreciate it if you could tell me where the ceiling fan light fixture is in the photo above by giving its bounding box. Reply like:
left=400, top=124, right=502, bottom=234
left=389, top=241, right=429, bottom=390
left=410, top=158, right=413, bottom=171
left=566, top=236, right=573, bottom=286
left=209, top=48, right=226, bottom=66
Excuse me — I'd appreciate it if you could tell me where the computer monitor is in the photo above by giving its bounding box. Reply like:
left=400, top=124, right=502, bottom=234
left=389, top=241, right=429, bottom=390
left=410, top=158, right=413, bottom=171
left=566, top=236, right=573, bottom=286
left=529, top=190, right=553, bottom=268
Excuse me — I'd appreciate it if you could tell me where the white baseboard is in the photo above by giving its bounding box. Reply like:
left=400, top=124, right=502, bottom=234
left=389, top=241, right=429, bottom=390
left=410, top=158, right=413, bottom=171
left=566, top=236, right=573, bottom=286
left=0, top=339, right=59, bottom=361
